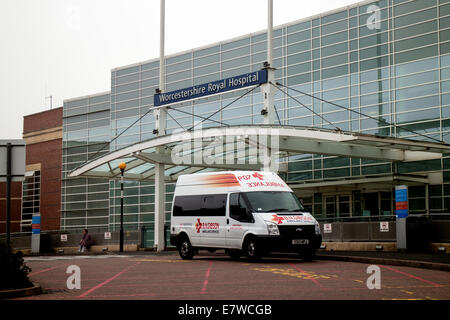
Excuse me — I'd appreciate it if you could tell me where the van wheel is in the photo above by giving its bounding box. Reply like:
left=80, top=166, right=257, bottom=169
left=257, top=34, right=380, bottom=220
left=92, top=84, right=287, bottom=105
left=244, top=238, right=261, bottom=261
left=228, top=250, right=241, bottom=260
left=178, top=236, right=194, bottom=260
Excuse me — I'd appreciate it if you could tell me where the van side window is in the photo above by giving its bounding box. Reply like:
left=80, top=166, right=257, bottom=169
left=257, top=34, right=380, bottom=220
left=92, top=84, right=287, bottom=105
left=229, top=193, right=252, bottom=222
left=173, top=194, right=227, bottom=216
left=202, top=194, right=227, bottom=216
left=173, top=195, right=202, bottom=216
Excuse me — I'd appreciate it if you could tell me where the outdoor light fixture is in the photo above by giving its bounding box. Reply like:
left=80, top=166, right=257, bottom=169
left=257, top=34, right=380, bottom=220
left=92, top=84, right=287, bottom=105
left=263, top=61, right=270, bottom=68
left=320, top=244, right=326, bottom=249
left=438, top=246, right=446, bottom=253
left=102, top=247, right=108, bottom=252
left=57, top=249, right=64, bottom=254
left=155, top=88, right=161, bottom=94
left=375, top=245, right=383, bottom=251
left=261, top=109, right=268, bottom=115
left=153, top=129, right=159, bottom=135
left=118, top=162, right=127, bottom=253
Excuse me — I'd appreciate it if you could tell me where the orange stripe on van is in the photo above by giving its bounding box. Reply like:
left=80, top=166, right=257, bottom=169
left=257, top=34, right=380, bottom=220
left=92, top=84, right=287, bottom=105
left=200, top=174, right=241, bottom=187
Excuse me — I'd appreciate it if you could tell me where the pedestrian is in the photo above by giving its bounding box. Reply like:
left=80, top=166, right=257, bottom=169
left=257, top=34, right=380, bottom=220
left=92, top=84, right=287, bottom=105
left=79, top=228, right=93, bottom=253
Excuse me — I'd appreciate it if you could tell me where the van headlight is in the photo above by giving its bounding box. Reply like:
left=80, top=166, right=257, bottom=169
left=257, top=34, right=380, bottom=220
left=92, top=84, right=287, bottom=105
left=266, top=222, right=280, bottom=236
left=315, top=222, right=321, bottom=235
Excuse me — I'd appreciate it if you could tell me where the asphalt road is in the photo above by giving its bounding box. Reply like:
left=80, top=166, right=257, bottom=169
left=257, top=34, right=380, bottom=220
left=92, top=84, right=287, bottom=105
left=15, top=251, right=450, bottom=300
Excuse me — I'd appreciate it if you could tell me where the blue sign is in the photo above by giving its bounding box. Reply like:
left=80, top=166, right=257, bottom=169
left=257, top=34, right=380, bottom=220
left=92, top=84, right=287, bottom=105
left=395, top=186, right=408, bottom=219
left=395, top=189, right=407, bottom=202
left=154, top=69, right=268, bottom=107
left=32, top=215, right=41, bottom=234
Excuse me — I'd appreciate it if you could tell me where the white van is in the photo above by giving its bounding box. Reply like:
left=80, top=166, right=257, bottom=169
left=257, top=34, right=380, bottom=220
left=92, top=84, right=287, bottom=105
left=169, top=171, right=322, bottom=260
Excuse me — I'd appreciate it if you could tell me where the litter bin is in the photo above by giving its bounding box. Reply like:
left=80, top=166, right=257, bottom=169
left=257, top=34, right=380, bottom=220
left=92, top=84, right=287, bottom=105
left=406, top=215, right=431, bottom=252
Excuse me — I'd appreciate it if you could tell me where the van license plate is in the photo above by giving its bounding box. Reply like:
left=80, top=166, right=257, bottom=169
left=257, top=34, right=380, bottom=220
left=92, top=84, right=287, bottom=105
left=292, top=239, right=309, bottom=245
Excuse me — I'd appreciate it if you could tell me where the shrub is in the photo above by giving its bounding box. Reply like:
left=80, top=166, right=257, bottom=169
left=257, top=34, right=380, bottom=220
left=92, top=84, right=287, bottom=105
left=0, top=239, right=33, bottom=290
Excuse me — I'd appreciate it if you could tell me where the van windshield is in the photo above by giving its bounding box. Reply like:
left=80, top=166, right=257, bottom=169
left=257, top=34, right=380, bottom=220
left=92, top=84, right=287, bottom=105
left=242, top=191, right=305, bottom=213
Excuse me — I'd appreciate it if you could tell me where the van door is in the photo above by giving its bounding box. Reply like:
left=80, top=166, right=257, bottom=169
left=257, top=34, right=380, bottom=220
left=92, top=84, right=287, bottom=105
left=199, top=194, right=228, bottom=247
left=226, top=193, right=253, bottom=249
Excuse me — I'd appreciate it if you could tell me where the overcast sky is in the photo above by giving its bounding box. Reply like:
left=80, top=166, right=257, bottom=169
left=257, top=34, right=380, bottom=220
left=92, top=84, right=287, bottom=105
left=0, top=0, right=359, bottom=139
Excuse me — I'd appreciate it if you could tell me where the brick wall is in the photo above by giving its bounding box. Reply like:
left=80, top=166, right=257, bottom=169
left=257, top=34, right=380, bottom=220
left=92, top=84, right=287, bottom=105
left=22, top=108, right=63, bottom=231
left=23, top=107, right=62, bottom=134
left=0, top=181, right=22, bottom=233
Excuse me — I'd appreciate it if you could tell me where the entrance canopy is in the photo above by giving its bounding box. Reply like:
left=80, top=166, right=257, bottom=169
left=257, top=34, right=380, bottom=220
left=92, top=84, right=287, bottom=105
left=69, top=124, right=450, bottom=181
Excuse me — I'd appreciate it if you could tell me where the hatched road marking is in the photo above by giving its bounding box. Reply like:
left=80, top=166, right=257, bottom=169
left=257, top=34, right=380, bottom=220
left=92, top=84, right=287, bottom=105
left=252, top=266, right=337, bottom=280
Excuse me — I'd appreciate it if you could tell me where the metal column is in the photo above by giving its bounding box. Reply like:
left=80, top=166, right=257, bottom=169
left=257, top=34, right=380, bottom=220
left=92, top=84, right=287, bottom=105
left=262, top=0, right=275, bottom=125
left=261, top=0, right=277, bottom=172
left=154, top=0, right=167, bottom=252
left=119, top=164, right=125, bottom=252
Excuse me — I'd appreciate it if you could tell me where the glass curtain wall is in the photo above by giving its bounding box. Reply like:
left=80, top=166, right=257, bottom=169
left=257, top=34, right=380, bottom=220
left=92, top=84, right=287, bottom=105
left=62, top=93, right=111, bottom=232
left=63, top=0, right=450, bottom=229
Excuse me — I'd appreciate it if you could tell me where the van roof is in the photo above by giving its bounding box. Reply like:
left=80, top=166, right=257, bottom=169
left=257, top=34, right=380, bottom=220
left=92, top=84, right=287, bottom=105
left=178, top=170, right=276, bottom=178
left=175, top=171, right=292, bottom=195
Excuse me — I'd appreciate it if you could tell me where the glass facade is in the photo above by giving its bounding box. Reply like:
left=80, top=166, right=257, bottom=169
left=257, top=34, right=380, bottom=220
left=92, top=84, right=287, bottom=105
left=21, top=170, right=40, bottom=232
left=62, top=0, right=450, bottom=231
left=62, top=93, right=111, bottom=232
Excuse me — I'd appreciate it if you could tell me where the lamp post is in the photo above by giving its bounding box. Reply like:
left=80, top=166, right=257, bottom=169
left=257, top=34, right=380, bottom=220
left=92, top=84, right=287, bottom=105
left=118, top=162, right=126, bottom=252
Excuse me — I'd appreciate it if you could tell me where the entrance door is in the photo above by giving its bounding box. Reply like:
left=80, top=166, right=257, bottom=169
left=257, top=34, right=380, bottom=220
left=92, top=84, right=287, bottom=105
left=363, top=192, right=379, bottom=216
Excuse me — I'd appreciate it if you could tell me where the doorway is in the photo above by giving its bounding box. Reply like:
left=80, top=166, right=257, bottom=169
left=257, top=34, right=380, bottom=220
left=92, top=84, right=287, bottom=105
left=363, top=192, right=379, bottom=216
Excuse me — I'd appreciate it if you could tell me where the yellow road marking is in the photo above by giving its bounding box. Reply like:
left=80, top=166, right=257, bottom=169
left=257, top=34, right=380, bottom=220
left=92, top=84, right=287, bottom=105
left=401, top=290, right=414, bottom=295
left=252, top=267, right=335, bottom=280
left=128, top=258, right=189, bottom=263
left=354, top=280, right=363, bottom=283
left=383, top=295, right=440, bottom=301
left=383, top=298, right=424, bottom=300
left=377, top=284, right=450, bottom=289
left=425, top=296, right=439, bottom=300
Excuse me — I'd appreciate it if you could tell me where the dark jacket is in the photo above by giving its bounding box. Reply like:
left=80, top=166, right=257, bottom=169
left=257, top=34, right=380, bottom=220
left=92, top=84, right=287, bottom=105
left=80, top=233, right=93, bottom=248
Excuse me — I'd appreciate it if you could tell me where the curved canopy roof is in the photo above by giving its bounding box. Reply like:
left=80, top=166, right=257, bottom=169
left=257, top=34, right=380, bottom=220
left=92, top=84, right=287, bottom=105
left=69, top=124, right=450, bottom=182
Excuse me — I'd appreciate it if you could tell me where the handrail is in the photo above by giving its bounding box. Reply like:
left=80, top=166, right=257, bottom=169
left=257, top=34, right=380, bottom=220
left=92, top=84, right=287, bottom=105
left=316, top=215, right=396, bottom=223
left=316, top=213, right=450, bottom=223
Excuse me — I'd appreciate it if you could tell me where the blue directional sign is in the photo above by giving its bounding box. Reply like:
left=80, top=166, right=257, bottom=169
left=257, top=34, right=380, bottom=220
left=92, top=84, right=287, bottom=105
left=32, top=215, right=41, bottom=235
left=154, top=69, right=268, bottom=107
left=395, top=185, right=408, bottom=219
